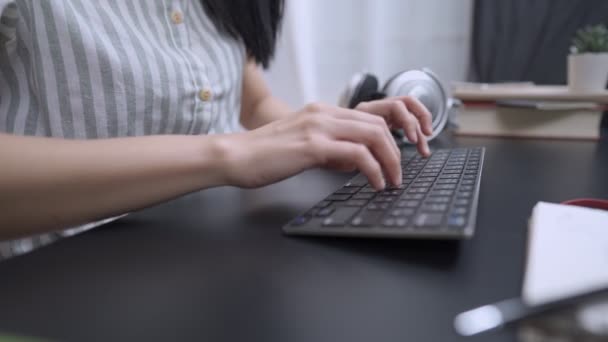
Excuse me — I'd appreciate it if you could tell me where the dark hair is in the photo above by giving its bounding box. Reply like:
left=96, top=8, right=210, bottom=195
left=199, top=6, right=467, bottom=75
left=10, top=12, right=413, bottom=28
left=201, top=0, right=285, bottom=68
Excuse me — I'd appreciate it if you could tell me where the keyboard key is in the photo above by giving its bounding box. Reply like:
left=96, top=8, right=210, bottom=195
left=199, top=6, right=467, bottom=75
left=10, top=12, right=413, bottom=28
left=291, top=215, right=310, bottom=226
left=457, top=191, right=472, bottom=198
left=421, top=204, right=449, bottom=212
left=460, top=185, right=474, bottom=191
left=425, top=196, right=451, bottom=204
left=421, top=172, right=440, bottom=177
left=346, top=174, right=369, bottom=187
left=326, top=194, right=351, bottom=201
left=450, top=207, right=468, bottom=215
left=367, top=203, right=390, bottom=211
left=395, top=218, right=409, bottom=227
left=430, top=190, right=454, bottom=196
left=447, top=215, right=467, bottom=228
left=455, top=198, right=470, bottom=206
left=435, top=184, right=457, bottom=190
left=390, top=208, right=416, bottom=217
left=351, top=210, right=383, bottom=226
left=424, top=168, right=442, bottom=173
left=401, top=193, right=425, bottom=200
left=335, top=187, right=359, bottom=194
left=315, top=200, right=332, bottom=208
left=353, top=193, right=375, bottom=200
left=360, top=187, right=378, bottom=193
left=322, top=207, right=360, bottom=226
left=437, top=179, right=458, bottom=184
left=461, top=180, right=475, bottom=185
left=414, top=213, right=444, bottom=227
left=412, top=182, right=433, bottom=188
left=407, top=187, right=429, bottom=194
left=396, top=200, right=421, bottom=208
left=382, top=218, right=396, bottom=227
left=374, top=196, right=397, bottom=203
left=316, top=208, right=335, bottom=217
left=346, top=199, right=368, bottom=207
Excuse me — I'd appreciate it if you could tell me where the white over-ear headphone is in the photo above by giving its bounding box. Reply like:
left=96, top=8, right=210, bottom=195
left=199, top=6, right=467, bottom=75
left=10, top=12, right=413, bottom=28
left=339, top=68, right=451, bottom=143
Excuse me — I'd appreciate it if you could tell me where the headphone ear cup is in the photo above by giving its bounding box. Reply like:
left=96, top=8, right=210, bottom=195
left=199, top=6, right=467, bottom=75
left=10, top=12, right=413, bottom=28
left=381, top=68, right=451, bottom=143
left=350, top=74, right=380, bottom=108
left=381, top=70, right=407, bottom=97
left=339, top=73, right=385, bottom=109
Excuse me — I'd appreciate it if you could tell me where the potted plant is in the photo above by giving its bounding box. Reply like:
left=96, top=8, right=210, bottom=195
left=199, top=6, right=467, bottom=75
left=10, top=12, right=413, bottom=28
left=568, top=24, right=608, bottom=92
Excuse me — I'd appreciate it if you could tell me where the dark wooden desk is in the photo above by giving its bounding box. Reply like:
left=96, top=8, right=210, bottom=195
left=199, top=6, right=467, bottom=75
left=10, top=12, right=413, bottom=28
left=0, top=135, right=606, bottom=342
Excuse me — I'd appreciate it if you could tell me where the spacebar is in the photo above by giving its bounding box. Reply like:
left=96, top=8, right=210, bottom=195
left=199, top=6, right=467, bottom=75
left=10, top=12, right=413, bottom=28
left=322, top=207, right=360, bottom=226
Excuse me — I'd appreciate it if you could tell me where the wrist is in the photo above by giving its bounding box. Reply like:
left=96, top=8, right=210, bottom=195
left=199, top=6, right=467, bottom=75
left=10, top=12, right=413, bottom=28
left=199, top=133, right=243, bottom=187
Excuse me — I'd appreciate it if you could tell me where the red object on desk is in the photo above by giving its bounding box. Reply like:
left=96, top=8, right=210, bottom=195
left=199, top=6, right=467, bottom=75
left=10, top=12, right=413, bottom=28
left=562, top=198, right=608, bottom=211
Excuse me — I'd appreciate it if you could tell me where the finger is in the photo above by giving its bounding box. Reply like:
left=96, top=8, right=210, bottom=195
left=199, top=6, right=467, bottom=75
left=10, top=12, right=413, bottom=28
left=415, top=123, right=431, bottom=157
left=325, top=159, right=357, bottom=172
left=398, top=96, right=433, bottom=136
left=321, top=116, right=401, bottom=186
left=322, top=106, right=400, bottom=156
left=322, top=141, right=385, bottom=190
left=356, top=100, right=419, bottom=144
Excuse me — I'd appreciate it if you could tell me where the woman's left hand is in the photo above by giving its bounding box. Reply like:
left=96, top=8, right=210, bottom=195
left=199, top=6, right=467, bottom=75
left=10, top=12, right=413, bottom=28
left=355, top=96, right=433, bottom=156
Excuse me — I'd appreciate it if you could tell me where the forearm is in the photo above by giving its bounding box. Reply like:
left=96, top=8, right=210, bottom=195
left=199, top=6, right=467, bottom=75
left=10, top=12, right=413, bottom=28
left=0, top=134, right=228, bottom=240
left=241, top=95, right=292, bottom=129
left=239, top=60, right=293, bottom=129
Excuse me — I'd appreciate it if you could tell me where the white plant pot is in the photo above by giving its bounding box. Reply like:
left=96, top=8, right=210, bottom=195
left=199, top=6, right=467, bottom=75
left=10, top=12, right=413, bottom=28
left=568, top=53, right=608, bottom=92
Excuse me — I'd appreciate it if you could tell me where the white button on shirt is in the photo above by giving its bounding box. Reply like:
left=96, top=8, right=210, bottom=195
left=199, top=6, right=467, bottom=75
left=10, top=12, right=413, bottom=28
left=0, top=0, right=248, bottom=260
left=171, top=10, right=184, bottom=24
left=199, top=89, right=213, bottom=102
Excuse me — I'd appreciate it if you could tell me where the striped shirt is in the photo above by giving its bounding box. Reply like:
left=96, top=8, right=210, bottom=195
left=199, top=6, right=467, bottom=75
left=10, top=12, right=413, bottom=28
left=0, top=0, right=246, bottom=259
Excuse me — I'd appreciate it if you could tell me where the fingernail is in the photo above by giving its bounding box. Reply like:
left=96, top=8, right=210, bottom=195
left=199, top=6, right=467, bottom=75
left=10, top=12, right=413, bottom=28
left=394, top=176, right=402, bottom=186
left=410, top=134, right=418, bottom=143
left=379, top=179, right=386, bottom=190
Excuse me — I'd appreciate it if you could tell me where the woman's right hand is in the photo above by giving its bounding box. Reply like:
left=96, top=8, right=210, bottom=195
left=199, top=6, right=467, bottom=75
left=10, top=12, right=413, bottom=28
left=216, top=103, right=404, bottom=190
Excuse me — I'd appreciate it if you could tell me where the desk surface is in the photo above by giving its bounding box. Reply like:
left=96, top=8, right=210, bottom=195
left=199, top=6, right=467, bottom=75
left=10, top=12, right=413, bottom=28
left=0, top=135, right=607, bottom=342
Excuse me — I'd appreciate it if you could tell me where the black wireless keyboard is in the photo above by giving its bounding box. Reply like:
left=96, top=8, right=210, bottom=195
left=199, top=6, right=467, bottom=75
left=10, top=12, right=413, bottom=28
left=283, top=147, right=485, bottom=239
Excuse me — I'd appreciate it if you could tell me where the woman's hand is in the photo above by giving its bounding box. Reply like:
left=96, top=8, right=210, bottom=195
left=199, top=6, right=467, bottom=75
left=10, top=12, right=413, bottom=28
left=355, top=96, right=433, bottom=156
left=218, top=99, right=431, bottom=190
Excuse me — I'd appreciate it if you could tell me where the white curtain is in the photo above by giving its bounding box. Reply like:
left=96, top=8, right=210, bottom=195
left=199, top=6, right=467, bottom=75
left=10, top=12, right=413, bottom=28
left=265, top=0, right=474, bottom=108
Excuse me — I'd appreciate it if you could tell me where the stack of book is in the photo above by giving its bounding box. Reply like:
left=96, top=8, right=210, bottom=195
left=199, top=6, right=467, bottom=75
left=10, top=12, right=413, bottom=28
left=451, top=83, right=608, bottom=140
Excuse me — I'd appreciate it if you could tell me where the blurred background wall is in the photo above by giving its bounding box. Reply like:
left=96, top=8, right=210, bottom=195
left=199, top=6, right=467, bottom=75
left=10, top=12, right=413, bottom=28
left=264, top=0, right=608, bottom=110
left=264, top=0, right=474, bottom=108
